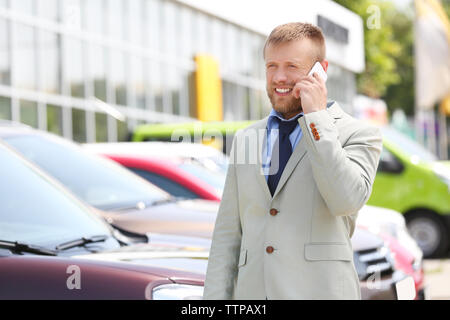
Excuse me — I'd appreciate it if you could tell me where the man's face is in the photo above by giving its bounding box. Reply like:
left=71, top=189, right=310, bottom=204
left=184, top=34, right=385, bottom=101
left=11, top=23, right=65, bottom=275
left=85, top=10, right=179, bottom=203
left=265, top=39, right=316, bottom=118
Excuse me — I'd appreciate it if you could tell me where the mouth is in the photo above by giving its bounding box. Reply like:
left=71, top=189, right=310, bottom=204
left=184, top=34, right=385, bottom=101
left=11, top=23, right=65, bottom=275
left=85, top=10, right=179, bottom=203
left=274, top=87, right=293, bottom=96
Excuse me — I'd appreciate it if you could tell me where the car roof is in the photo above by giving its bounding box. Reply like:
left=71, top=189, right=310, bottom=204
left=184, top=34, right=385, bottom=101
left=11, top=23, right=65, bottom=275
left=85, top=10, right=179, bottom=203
left=132, top=120, right=254, bottom=140
left=83, top=141, right=228, bottom=160
left=0, top=120, right=36, bottom=137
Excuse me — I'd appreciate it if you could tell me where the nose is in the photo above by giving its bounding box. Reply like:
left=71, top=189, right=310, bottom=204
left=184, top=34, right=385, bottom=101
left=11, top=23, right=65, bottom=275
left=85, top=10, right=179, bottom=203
left=272, top=68, right=288, bottom=84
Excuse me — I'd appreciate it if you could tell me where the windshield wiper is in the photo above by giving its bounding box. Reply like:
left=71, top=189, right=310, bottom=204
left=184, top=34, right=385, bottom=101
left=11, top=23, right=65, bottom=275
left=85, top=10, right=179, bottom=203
left=55, top=235, right=109, bottom=251
left=0, top=240, right=57, bottom=256
left=110, top=197, right=184, bottom=211
left=150, top=196, right=186, bottom=207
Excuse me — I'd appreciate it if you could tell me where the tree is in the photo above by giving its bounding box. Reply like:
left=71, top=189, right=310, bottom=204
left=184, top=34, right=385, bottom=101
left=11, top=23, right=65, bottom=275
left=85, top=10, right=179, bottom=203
left=334, top=0, right=450, bottom=116
left=333, top=0, right=402, bottom=99
left=382, top=5, right=415, bottom=115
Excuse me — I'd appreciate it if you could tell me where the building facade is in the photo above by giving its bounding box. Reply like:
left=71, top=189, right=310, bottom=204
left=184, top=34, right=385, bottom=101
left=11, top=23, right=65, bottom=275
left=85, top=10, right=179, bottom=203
left=0, top=0, right=364, bottom=143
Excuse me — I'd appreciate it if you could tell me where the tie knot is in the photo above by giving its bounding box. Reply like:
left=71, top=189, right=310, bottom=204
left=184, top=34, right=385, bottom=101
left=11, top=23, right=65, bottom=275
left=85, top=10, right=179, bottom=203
left=276, top=115, right=301, bottom=136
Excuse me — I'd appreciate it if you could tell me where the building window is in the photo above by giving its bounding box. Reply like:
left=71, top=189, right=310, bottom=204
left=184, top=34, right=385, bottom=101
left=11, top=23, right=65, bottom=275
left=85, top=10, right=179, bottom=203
left=109, top=50, right=127, bottom=106
left=128, top=0, right=143, bottom=45
left=107, top=0, right=125, bottom=40
left=63, top=37, right=85, bottom=98
left=130, top=55, right=146, bottom=109
left=95, top=112, right=107, bottom=142
left=82, top=0, right=104, bottom=35
left=149, top=60, right=163, bottom=113
left=13, top=23, right=37, bottom=90
left=38, top=30, right=61, bottom=94
left=11, top=0, right=34, bottom=15
left=20, top=100, right=38, bottom=128
left=72, top=108, right=86, bottom=143
left=0, top=18, right=10, bottom=85
left=62, top=0, right=82, bottom=30
left=0, top=96, right=11, bottom=120
left=37, top=0, right=59, bottom=22
left=117, top=118, right=129, bottom=142
left=88, top=43, right=107, bottom=101
left=47, top=104, right=63, bottom=136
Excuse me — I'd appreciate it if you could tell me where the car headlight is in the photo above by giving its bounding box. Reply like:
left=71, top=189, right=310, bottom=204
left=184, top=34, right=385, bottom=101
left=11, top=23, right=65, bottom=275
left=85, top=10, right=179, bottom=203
left=152, top=284, right=204, bottom=300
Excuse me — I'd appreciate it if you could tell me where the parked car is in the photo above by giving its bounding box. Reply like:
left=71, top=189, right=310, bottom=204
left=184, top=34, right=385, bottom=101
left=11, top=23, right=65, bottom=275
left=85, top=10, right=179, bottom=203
left=0, top=142, right=206, bottom=299
left=85, top=141, right=229, bottom=172
left=357, top=205, right=425, bottom=299
left=351, top=227, right=414, bottom=300
left=84, top=142, right=226, bottom=201
left=131, top=120, right=253, bottom=154
left=86, top=140, right=426, bottom=294
left=0, top=122, right=219, bottom=239
left=367, top=126, right=450, bottom=258
left=0, top=122, right=414, bottom=299
left=133, top=121, right=450, bottom=258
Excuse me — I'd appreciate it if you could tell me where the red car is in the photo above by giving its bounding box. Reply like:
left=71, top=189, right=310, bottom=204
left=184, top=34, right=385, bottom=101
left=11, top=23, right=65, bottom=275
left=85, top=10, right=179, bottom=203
left=105, top=154, right=221, bottom=202
left=83, top=142, right=226, bottom=202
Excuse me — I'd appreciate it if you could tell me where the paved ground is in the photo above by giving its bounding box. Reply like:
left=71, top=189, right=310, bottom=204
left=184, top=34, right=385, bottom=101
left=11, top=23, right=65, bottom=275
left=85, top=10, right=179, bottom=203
left=423, top=259, right=450, bottom=300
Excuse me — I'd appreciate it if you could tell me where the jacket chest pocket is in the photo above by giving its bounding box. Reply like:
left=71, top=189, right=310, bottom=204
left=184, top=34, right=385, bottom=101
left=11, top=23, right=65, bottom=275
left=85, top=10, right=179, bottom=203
left=304, top=243, right=352, bottom=261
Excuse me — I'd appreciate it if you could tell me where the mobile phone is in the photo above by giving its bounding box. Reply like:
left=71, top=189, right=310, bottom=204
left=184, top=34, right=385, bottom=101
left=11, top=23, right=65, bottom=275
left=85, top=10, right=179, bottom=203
left=308, top=62, right=327, bottom=82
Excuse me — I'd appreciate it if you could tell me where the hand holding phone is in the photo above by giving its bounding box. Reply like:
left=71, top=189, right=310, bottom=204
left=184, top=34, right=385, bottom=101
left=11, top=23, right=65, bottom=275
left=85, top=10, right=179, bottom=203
left=307, top=61, right=327, bottom=82
left=293, top=61, right=328, bottom=114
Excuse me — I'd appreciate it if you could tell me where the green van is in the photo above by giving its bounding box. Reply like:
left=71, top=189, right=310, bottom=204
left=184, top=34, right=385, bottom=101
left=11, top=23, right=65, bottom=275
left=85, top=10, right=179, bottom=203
left=132, top=120, right=254, bottom=155
left=132, top=122, right=450, bottom=258
left=367, top=126, right=450, bottom=258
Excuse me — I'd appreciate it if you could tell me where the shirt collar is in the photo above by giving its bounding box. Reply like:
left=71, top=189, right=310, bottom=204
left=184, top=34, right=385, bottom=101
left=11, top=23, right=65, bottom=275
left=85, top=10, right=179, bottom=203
left=267, top=109, right=304, bottom=130
left=267, top=101, right=335, bottom=128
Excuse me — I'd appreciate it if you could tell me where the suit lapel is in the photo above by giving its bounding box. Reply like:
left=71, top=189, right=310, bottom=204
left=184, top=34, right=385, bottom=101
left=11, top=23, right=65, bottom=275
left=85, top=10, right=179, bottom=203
left=250, top=101, right=343, bottom=200
left=270, top=101, right=343, bottom=199
left=250, top=117, right=273, bottom=200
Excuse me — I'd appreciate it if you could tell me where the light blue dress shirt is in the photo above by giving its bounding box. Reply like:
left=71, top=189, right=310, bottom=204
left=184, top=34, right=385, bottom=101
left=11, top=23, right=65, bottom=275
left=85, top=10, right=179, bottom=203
left=262, top=109, right=304, bottom=180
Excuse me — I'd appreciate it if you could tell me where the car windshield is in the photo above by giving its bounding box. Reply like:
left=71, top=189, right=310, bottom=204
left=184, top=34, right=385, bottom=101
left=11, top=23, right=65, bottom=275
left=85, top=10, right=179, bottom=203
left=178, top=161, right=226, bottom=195
left=381, top=126, right=438, bottom=162
left=3, top=134, right=170, bottom=210
left=0, top=144, right=115, bottom=248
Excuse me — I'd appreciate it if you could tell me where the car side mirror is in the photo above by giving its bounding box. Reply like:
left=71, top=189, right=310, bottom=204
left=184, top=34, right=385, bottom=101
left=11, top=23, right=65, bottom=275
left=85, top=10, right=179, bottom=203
left=378, top=158, right=404, bottom=174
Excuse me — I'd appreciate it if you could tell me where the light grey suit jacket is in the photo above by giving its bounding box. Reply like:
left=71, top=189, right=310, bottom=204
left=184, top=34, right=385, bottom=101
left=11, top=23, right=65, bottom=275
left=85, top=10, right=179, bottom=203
left=203, top=101, right=382, bottom=300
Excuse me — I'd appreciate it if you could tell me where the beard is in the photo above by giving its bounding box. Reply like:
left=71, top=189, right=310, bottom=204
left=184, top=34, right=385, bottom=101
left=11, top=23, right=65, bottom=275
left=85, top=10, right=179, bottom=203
left=267, top=87, right=302, bottom=117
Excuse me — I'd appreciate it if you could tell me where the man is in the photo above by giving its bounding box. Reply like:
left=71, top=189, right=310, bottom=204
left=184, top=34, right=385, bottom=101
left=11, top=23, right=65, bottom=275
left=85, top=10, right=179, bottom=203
left=204, top=22, right=382, bottom=300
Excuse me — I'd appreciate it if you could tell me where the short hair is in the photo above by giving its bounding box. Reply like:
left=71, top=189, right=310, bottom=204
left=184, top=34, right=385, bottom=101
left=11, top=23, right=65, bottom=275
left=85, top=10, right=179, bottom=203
left=263, top=22, right=326, bottom=61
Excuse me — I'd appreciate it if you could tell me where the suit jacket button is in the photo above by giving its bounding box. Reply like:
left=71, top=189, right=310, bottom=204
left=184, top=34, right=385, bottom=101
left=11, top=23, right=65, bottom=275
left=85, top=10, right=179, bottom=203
left=266, top=246, right=274, bottom=254
left=269, top=208, right=278, bottom=216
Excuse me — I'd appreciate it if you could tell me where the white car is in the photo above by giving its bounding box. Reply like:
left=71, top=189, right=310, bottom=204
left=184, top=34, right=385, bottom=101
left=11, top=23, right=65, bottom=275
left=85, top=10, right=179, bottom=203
left=357, top=205, right=423, bottom=270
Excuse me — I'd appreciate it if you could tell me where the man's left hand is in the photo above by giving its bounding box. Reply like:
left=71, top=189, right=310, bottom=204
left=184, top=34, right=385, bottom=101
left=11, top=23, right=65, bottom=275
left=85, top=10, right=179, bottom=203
left=292, top=72, right=327, bottom=114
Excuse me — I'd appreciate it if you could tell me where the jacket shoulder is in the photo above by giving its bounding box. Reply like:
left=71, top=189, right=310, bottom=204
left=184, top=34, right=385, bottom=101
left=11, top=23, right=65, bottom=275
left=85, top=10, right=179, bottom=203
left=337, top=111, right=382, bottom=141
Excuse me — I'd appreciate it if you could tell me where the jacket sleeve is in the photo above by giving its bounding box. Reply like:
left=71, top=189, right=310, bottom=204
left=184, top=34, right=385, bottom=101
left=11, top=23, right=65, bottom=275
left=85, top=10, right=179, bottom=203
left=203, top=135, right=242, bottom=299
left=299, top=109, right=382, bottom=217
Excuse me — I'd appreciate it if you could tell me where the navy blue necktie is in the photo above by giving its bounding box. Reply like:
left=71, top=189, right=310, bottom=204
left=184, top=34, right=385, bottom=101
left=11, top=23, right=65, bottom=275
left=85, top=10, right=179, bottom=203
left=267, top=116, right=301, bottom=196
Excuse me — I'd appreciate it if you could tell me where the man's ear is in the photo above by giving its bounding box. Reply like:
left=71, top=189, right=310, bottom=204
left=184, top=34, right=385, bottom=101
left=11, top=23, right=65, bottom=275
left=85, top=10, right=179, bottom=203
left=321, top=60, right=329, bottom=72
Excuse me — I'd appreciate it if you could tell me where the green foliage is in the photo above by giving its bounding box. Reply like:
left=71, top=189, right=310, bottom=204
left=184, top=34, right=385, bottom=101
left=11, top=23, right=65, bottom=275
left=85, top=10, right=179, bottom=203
left=334, top=0, right=450, bottom=116
left=383, top=8, right=415, bottom=115
left=333, top=0, right=402, bottom=100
